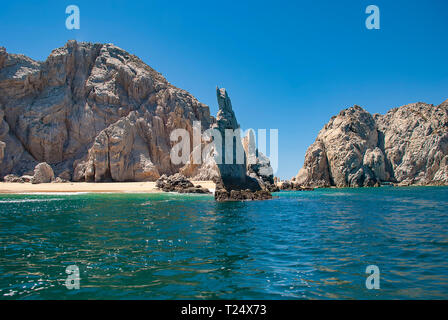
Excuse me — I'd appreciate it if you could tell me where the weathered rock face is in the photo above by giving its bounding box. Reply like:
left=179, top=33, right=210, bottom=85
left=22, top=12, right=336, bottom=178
left=295, top=140, right=331, bottom=188
left=0, top=41, right=213, bottom=181
left=74, top=112, right=165, bottom=182
left=213, top=87, right=251, bottom=189
left=210, top=88, right=271, bottom=201
left=179, top=141, right=220, bottom=181
left=0, top=106, right=37, bottom=176
left=375, top=101, right=448, bottom=186
left=31, top=162, right=54, bottom=184
left=296, top=101, right=448, bottom=187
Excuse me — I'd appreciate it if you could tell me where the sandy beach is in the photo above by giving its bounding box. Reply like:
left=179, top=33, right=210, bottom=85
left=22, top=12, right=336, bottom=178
left=0, top=181, right=216, bottom=194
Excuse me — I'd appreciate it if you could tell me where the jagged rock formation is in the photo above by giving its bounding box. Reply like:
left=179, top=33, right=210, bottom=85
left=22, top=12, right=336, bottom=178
left=179, top=87, right=275, bottom=197
left=179, top=127, right=275, bottom=188
left=0, top=41, right=213, bottom=181
left=213, top=87, right=250, bottom=188
left=296, top=101, right=448, bottom=187
left=211, top=88, right=271, bottom=201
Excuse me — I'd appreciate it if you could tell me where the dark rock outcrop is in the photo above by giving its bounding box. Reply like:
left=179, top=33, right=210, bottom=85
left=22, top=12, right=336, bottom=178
left=180, top=87, right=274, bottom=200
left=214, top=186, right=272, bottom=201
left=155, top=173, right=210, bottom=194
left=211, top=88, right=271, bottom=201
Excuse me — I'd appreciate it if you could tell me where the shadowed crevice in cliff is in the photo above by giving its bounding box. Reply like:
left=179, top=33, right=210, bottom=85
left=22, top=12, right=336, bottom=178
left=376, top=128, right=396, bottom=183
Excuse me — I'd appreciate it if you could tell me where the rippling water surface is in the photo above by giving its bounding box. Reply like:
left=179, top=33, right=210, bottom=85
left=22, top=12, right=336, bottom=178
left=1, top=186, right=447, bottom=299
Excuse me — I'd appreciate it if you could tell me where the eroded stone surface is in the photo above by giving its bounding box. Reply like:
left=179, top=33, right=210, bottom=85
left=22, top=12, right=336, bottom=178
left=31, top=162, right=54, bottom=184
left=0, top=41, right=213, bottom=181
left=296, top=101, right=448, bottom=187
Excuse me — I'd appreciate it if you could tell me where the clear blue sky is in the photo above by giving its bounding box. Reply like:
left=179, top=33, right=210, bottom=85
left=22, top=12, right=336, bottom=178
left=1, top=0, right=447, bottom=179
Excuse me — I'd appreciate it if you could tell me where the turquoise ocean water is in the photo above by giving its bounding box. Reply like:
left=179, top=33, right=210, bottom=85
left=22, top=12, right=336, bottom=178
left=0, top=186, right=447, bottom=299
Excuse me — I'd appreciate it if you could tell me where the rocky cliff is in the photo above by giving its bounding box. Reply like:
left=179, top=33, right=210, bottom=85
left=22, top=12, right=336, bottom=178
left=0, top=41, right=214, bottom=181
left=296, top=101, right=448, bottom=187
left=0, top=41, right=274, bottom=188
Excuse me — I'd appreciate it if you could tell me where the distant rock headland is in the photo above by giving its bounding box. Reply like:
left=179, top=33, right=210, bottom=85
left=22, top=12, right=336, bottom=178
left=296, top=101, right=448, bottom=187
